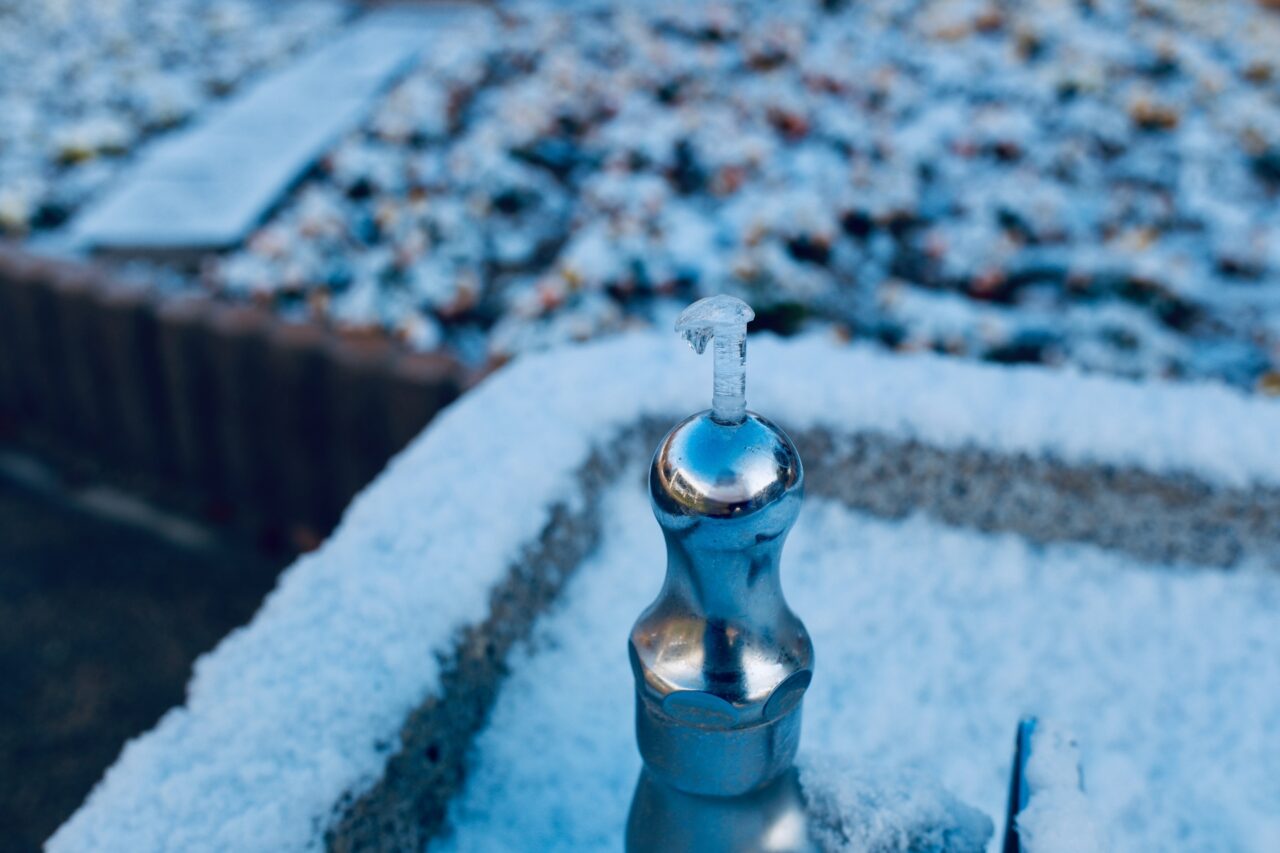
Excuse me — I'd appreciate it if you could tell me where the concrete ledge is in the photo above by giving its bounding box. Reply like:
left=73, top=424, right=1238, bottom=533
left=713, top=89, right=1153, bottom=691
left=49, top=335, right=1280, bottom=851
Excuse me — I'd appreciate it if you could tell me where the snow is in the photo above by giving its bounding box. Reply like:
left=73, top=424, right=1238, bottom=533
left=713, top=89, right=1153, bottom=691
left=49, top=333, right=1280, bottom=851
left=799, top=755, right=993, bottom=853
left=489, top=332, right=1280, bottom=490
left=438, top=472, right=1280, bottom=852
left=1016, top=723, right=1108, bottom=853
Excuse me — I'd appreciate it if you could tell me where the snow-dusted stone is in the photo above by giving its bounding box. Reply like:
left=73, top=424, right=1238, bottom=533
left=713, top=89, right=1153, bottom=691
left=68, top=5, right=490, bottom=253
left=1013, top=723, right=1108, bottom=853
left=50, top=335, right=1280, bottom=851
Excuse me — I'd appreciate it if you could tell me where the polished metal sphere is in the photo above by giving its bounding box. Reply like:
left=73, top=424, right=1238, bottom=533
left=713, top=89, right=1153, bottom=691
left=652, top=410, right=802, bottom=521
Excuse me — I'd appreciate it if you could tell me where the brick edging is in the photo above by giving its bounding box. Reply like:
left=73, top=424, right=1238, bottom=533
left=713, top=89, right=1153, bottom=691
left=0, top=243, right=467, bottom=547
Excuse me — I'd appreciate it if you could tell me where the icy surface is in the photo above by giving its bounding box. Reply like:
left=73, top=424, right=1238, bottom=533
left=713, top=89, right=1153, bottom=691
left=50, top=334, right=1280, bottom=851
left=1016, top=723, right=1108, bottom=853
left=675, top=294, right=754, bottom=424
left=437, top=475, right=1280, bottom=852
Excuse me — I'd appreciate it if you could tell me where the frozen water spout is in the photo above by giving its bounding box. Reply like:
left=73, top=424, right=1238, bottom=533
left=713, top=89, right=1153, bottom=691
left=675, top=294, right=755, bottom=425
left=630, top=293, right=813, bottom=850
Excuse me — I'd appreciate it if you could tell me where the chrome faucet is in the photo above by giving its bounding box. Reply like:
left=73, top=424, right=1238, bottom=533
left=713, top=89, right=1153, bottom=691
left=627, top=295, right=816, bottom=852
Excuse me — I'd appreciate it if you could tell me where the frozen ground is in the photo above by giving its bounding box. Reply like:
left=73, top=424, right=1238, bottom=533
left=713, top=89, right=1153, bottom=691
left=439, top=476, right=1280, bottom=852
left=48, top=334, right=1280, bottom=851
left=198, top=0, right=1280, bottom=391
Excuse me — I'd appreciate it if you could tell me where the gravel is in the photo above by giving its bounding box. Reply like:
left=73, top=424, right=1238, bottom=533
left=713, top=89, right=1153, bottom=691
left=195, top=0, right=1280, bottom=392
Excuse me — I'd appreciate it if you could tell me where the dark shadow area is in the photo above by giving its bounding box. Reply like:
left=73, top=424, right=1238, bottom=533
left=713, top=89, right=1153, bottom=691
left=0, top=469, right=286, bottom=852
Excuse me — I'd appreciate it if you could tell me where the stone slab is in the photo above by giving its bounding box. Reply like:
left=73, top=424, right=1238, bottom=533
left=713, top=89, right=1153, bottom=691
left=70, top=5, right=488, bottom=253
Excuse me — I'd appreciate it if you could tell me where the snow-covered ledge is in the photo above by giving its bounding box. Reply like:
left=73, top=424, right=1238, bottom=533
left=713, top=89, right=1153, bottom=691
left=51, top=334, right=1280, bottom=851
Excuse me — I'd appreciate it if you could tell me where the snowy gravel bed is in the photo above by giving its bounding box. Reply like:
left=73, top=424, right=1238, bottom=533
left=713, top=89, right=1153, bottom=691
left=0, top=0, right=345, bottom=234
left=438, top=478, right=1280, bottom=852
left=205, top=0, right=1280, bottom=391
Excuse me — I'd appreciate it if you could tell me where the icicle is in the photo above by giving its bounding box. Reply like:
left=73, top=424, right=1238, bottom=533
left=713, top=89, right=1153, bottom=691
left=675, top=295, right=755, bottom=425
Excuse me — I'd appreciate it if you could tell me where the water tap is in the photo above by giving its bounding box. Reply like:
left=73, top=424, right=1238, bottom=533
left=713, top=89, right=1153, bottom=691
left=627, top=295, right=815, bottom=852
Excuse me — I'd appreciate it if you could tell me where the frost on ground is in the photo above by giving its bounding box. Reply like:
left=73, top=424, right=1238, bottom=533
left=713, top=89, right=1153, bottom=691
left=196, top=0, right=1280, bottom=391
left=8, top=0, right=1280, bottom=388
left=437, top=477, right=1280, bottom=852
left=47, top=335, right=1280, bottom=852
left=1015, top=723, right=1108, bottom=853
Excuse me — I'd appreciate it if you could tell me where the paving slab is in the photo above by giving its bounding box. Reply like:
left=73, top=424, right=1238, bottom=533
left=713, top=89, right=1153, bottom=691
left=69, top=5, right=489, bottom=254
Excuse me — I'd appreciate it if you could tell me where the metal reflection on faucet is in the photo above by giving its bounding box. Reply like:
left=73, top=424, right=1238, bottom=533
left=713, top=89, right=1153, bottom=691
left=627, top=296, right=816, bottom=852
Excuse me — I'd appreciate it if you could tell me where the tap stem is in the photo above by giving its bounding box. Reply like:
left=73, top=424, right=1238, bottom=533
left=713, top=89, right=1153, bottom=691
left=675, top=294, right=754, bottom=426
